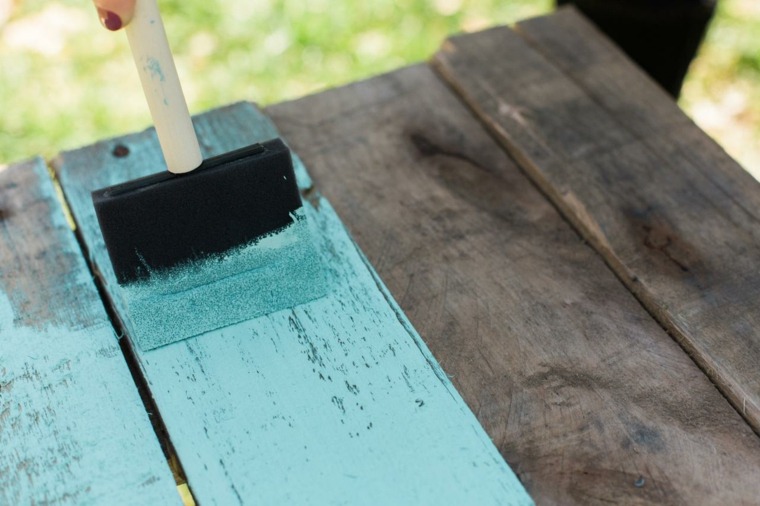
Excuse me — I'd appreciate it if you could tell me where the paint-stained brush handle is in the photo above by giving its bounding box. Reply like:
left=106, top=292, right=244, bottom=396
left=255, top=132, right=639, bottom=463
left=125, top=0, right=202, bottom=174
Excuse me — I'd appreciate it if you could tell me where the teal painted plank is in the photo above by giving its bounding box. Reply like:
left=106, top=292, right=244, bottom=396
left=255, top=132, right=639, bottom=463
left=0, top=159, right=180, bottom=505
left=56, top=102, right=533, bottom=505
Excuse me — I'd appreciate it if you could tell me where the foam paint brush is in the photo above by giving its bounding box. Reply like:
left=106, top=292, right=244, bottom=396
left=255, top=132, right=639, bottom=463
left=92, top=0, right=326, bottom=350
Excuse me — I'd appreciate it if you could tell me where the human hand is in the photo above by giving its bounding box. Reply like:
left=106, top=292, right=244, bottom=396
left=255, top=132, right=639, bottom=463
left=93, top=0, right=135, bottom=31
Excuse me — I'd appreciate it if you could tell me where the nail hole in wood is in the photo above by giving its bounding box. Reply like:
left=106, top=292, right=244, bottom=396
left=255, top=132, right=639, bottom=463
left=112, top=144, right=130, bottom=158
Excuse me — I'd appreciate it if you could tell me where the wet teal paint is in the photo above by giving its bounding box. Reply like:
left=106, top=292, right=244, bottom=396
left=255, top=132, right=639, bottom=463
left=58, top=103, right=533, bottom=505
left=0, top=159, right=179, bottom=505
left=122, top=208, right=327, bottom=350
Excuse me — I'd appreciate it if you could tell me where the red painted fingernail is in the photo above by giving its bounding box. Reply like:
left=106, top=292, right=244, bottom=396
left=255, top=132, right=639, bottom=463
left=101, top=10, right=122, bottom=31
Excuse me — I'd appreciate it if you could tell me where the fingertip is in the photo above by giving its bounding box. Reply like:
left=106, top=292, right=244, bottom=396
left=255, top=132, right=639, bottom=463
left=94, top=0, right=135, bottom=31
left=97, top=7, right=122, bottom=31
left=119, top=1, right=135, bottom=28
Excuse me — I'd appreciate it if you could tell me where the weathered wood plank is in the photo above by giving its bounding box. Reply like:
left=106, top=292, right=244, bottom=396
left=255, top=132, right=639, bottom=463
left=515, top=8, right=760, bottom=233
left=0, top=159, right=180, bottom=505
left=432, top=15, right=760, bottom=432
left=268, top=65, right=760, bottom=505
left=55, top=103, right=532, bottom=505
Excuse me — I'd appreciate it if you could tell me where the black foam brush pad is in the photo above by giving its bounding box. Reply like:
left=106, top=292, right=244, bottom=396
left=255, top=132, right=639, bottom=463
left=92, top=138, right=303, bottom=284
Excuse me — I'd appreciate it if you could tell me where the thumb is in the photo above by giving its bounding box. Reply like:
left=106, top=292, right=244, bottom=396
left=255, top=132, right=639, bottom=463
left=93, top=0, right=136, bottom=31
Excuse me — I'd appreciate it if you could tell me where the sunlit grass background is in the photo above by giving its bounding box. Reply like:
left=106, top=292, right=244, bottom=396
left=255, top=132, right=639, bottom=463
left=1, top=0, right=758, bottom=178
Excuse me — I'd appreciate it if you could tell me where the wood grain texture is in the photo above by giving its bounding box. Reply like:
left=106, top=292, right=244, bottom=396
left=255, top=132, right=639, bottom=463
left=433, top=14, right=760, bottom=432
left=268, top=65, right=760, bottom=505
left=516, top=8, right=760, bottom=247
left=0, top=159, right=179, bottom=505
left=55, top=103, right=532, bottom=506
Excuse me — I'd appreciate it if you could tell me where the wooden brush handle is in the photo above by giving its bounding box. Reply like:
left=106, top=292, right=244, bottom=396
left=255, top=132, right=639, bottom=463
left=125, top=0, right=202, bottom=174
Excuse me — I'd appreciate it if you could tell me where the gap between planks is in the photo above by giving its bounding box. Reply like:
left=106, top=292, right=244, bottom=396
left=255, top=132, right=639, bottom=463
left=0, top=158, right=182, bottom=505
left=45, top=158, right=198, bottom=506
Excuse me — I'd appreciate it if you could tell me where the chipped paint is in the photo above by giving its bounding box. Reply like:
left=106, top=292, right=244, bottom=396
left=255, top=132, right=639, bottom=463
left=0, top=159, right=180, bottom=505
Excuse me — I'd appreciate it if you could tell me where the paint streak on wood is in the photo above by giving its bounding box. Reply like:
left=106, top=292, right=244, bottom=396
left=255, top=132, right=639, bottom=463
left=0, top=159, right=180, bottom=505
left=55, top=103, right=532, bottom=505
left=268, top=65, right=760, bottom=505
left=433, top=12, right=760, bottom=432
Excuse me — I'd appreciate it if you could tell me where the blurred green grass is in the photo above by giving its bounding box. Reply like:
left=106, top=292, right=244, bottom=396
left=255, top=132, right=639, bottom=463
left=1, top=0, right=758, bottom=176
left=680, top=0, right=760, bottom=176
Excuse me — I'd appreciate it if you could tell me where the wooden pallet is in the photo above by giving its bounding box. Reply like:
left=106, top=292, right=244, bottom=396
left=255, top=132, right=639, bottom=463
left=3, top=8, right=760, bottom=505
